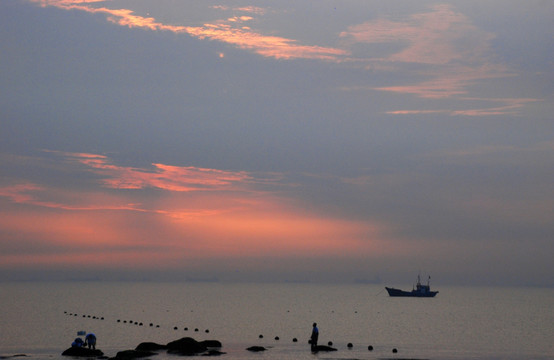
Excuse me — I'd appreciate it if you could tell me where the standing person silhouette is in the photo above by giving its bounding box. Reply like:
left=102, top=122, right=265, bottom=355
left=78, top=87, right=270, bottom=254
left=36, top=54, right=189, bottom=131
left=310, top=323, right=319, bottom=351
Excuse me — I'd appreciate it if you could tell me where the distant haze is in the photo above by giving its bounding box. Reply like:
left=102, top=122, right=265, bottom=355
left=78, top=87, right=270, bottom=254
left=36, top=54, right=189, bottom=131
left=1, top=0, right=553, bottom=287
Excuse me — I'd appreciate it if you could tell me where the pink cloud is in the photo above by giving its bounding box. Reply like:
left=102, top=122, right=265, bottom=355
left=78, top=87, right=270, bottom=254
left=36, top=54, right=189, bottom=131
left=28, top=1, right=539, bottom=116
left=386, top=97, right=540, bottom=117
left=0, top=152, right=393, bottom=269
left=30, top=0, right=348, bottom=61
left=58, top=151, right=257, bottom=192
left=338, top=3, right=538, bottom=114
left=340, top=4, right=495, bottom=66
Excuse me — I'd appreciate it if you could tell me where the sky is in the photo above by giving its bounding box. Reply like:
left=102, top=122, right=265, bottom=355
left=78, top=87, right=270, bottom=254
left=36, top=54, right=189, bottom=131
left=1, top=0, right=553, bottom=286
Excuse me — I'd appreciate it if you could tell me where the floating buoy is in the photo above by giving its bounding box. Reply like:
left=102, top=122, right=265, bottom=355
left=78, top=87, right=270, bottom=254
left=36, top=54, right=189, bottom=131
left=328, top=341, right=333, bottom=346
left=274, top=336, right=279, bottom=340
left=194, top=328, right=199, bottom=332
left=347, top=343, right=353, bottom=348
left=392, top=348, right=398, bottom=353
left=156, top=325, right=160, bottom=328
left=149, top=323, right=153, bottom=327
left=259, top=335, right=263, bottom=339
left=292, top=338, right=297, bottom=342
left=174, top=327, right=178, bottom=330
left=205, top=329, right=210, bottom=333
left=368, top=345, right=373, bottom=351
left=184, top=327, right=188, bottom=331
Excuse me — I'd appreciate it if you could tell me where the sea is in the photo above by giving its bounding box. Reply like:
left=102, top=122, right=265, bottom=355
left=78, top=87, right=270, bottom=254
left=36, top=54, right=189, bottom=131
left=0, top=282, right=552, bottom=360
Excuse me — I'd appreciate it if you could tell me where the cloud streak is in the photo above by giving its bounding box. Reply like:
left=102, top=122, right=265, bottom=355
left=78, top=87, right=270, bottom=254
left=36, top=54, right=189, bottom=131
left=339, top=4, right=538, bottom=115
left=28, top=1, right=539, bottom=116
left=341, top=4, right=496, bottom=65
left=386, top=97, right=540, bottom=116
left=60, top=152, right=257, bottom=192
left=30, top=0, right=349, bottom=60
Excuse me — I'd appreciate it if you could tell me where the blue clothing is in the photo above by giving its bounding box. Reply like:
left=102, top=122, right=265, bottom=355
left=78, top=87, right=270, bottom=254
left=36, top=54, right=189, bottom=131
left=85, top=333, right=96, bottom=349
left=71, top=337, right=84, bottom=347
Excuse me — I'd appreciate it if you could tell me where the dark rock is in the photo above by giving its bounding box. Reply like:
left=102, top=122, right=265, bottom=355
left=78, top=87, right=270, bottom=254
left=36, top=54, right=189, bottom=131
left=246, top=346, right=266, bottom=352
left=313, top=345, right=337, bottom=352
left=109, top=349, right=156, bottom=360
left=135, top=342, right=167, bottom=352
left=62, top=347, right=104, bottom=357
left=166, top=337, right=207, bottom=355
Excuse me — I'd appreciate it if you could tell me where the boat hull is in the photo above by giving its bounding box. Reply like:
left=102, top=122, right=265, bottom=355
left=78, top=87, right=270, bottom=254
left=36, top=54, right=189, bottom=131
left=385, top=287, right=438, bottom=297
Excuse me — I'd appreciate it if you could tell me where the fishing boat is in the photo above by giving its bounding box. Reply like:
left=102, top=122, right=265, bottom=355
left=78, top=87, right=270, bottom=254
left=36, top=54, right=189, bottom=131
left=385, top=275, right=438, bottom=297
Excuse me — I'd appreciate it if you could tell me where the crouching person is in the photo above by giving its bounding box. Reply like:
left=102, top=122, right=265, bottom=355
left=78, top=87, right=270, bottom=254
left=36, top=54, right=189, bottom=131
left=85, top=333, right=96, bottom=350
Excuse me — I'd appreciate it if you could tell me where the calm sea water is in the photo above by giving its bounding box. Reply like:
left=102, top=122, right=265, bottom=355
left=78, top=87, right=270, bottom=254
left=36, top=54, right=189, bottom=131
left=0, top=282, right=552, bottom=360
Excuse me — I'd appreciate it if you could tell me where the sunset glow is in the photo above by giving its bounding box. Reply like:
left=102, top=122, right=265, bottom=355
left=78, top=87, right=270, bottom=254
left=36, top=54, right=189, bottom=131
left=1, top=0, right=552, bottom=285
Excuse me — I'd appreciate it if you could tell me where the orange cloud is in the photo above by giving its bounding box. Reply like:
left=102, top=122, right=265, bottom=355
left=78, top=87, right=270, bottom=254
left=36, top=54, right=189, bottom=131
left=0, top=152, right=392, bottom=270
left=28, top=1, right=539, bottom=116
left=57, top=151, right=257, bottom=192
left=30, top=0, right=348, bottom=61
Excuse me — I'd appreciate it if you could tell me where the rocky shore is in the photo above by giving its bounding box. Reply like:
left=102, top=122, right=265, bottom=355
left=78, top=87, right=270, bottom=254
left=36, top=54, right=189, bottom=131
left=59, top=336, right=343, bottom=359
left=61, top=337, right=225, bottom=359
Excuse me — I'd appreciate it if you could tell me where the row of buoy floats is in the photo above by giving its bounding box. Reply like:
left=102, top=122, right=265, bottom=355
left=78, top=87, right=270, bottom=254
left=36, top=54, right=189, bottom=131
left=64, top=312, right=104, bottom=320
left=65, top=311, right=399, bottom=354
left=64, top=311, right=210, bottom=333
left=258, top=334, right=398, bottom=353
